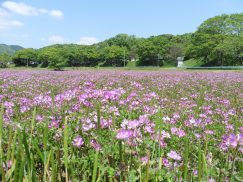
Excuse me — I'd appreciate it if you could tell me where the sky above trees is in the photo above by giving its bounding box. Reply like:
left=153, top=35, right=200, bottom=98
left=0, top=0, right=242, bottom=48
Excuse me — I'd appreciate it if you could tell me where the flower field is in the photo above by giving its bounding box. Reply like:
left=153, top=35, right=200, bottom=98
left=0, top=70, right=242, bottom=181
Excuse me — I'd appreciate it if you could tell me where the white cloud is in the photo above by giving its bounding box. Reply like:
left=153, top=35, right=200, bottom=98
left=0, top=1, right=64, bottom=32
left=1, top=1, right=64, bottom=19
left=0, top=7, right=23, bottom=31
left=0, top=17, right=23, bottom=31
left=48, top=35, right=65, bottom=44
left=2, top=1, right=38, bottom=16
left=49, top=10, right=63, bottom=19
left=77, top=37, right=99, bottom=45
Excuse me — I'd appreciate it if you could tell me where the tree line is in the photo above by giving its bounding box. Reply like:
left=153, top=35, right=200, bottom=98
left=0, top=13, right=242, bottom=69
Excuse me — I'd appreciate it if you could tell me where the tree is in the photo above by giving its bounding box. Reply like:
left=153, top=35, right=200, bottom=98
left=105, top=34, right=138, bottom=51
left=214, top=35, right=243, bottom=65
left=82, top=46, right=100, bottom=66
left=197, top=14, right=229, bottom=34
left=12, top=49, right=38, bottom=66
left=0, top=52, right=12, bottom=68
left=103, top=45, right=127, bottom=66
left=137, top=35, right=173, bottom=66
left=188, top=13, right=243, bottom=66
left=38, top=47, right=68, bottom=70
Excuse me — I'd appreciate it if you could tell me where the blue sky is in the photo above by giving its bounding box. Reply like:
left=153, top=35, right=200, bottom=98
left=0, top=0, right=242, bottom=48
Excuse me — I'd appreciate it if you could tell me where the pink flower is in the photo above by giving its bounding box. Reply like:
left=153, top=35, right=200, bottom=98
left=3, top=160, right=12, bottom=170
left=227, top=133, right=238, bottom=148
left=159, top=139, right=167, bottom=148
left=127, top=120, right=140, bottom=129
left=90, top=139, right=101, bottom=151
left=48, top=118, right=61, bottom=128
left=72, top=136, right=84, bottom=148
left=167, top=151, right=182, bottom=161
left=116, top=129, right=133, bottom=140
left=4, top=101, right=14, bottom=108
left=100, top=118, right=112, bottom=129
left=162, top=158, right=170, bottom=168
left=141, top=156, right=149, bottom=164
left=220, top=133, right=243, bottom=152
left=161, top=130, right=171, bottom=138
left=205, top=130, right=214, bottom=135
left=171, top=127, right=186, bottom=138
left=208, top=178, right=216, bottom=182
left=36, top=115, right=44, bottom=122
left=193, top=170, right=198, bottom=176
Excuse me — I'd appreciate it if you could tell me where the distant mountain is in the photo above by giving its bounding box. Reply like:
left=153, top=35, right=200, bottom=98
left=0, top=44, right=24, bottom=55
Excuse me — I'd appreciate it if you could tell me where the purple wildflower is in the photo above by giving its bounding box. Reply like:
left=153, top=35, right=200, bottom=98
left=90, top=139, right=101, bottom=151
left=140, top=156, right=149, bottom=164
left=100, top=118, right=112, bottom=129
left=116, top=129, right=133, bottom=140
left=227, top=133, right=238, bottom=148
left=72, top=135, right=84, bottom=148
left=162, top=158, right=170, bottom=168
left=205, top=130, right=214, bottom=135
left=171, top=127, right=186, bottom=138
left=3, top=160, right=12, bottom=170
left=208, top=178, right=216, bottom=182
left=167, top=151, right=182, bottom=161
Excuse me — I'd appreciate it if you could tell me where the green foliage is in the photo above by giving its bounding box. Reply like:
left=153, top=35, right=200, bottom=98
left=188, top=13, right=243, bottom=66
left=105, top=34, right=139, bottom=51
left=38, top=46, right=69, bottom=68
left=12, top=49, right=38, bottom=66
left=37, top=44, right=102, bottom=69
left=0, top=52, right=12, bottom=68
left=103, top=45, right=127, bottom=66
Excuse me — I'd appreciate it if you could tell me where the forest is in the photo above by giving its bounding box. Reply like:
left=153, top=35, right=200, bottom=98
left=0, top=13, right=243, bottom=68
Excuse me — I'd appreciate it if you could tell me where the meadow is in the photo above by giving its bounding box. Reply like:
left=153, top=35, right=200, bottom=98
left=0, top=70, right=242, bottom=182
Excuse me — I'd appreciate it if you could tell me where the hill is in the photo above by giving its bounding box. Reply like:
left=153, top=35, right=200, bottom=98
left=0, top=44, right=24, bottom=55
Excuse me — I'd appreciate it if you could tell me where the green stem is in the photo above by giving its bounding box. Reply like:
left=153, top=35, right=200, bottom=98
left=198, top=141, right=203, bottom=182
left=145, top=153, right=150, bottom=182
left=92, top=151, right=99, bottom=182
left=64, top=117, right=69, bottom=182
left=183, top=136, right=189, bottom=181
left=0, top=104, right=6, bottom=182
left=230, top=149, right=238, bottom=181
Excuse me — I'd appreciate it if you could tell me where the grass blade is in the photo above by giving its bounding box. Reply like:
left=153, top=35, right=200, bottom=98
left=92, top=151, right=99, bottom=182
left=0, top=104, right=6, bottom=182
left=183, top=136, right=189, bottom=181
left=64, top=116, right=69, bottom=182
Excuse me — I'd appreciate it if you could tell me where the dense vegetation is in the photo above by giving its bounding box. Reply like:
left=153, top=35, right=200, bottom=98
left=0, top=45, right=23, bottom=68
left=0, top=13, right=243, bottom=69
